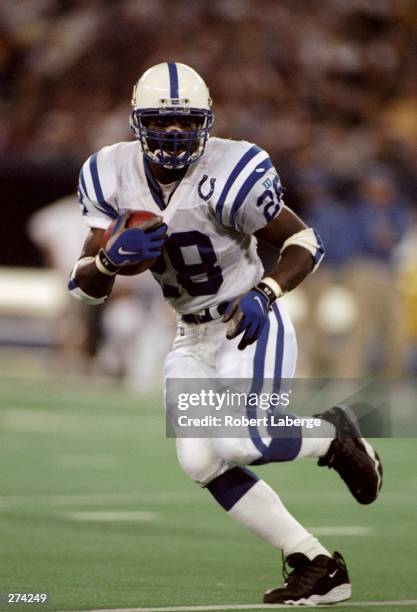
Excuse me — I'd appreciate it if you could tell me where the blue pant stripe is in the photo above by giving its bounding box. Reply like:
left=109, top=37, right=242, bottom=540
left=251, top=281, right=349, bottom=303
left=246, top=316, right=270, bottom=454
left=272, top=303, right=284, bottom=393
left=249, top=305, right=302, bottom=464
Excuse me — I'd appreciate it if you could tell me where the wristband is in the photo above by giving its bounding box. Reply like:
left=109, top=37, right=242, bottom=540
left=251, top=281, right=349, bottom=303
left=255, top=277, right=284, bottom=305
left=262, top=276, right=284, bottom=299
left=95, top=249, right=120, bottom=276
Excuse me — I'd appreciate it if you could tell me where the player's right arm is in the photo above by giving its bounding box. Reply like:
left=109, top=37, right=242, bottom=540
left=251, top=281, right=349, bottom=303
left=69, top=147, right=166, bottom=305
left=68, top=228, right=115, bottom=304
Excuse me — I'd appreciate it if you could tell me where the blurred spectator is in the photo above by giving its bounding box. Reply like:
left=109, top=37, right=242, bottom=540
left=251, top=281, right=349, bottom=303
left=354, top=165, right=410, bottom=261
left=27, top=195, right=100, bottom=369
left=297, top=171, right=361, bottom=375
left=301, top=171, right=360, bottom=266
left=298, top=166, right=411, bottom=377
left=341, top=166, right=411, bottom=376
left=0, top=0, right=415, bottom=187
left=394, top=209, right=417, bottom=372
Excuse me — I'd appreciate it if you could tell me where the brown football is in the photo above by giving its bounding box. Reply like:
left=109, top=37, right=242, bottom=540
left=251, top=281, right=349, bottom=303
left=102, top=210, right=164, bottom=276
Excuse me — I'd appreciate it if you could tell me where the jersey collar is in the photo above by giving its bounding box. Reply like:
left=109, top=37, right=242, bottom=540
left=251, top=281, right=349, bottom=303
left=143, top=157, right=190, bottom=210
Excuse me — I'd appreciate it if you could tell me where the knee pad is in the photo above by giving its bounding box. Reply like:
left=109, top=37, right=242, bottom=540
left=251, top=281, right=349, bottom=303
left=176, top=438, right=227, bottom=486
left=212, top=437, right=259, bottom=465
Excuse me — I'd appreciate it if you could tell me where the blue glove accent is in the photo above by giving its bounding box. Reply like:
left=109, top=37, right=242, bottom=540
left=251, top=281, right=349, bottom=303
left=223, top=289, right=270, bottom=350
left=104, top=224, right=167, bottom=267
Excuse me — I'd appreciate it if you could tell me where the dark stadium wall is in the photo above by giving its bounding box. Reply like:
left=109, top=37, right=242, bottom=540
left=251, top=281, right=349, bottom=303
left=1, top=154, right=80, bottom=267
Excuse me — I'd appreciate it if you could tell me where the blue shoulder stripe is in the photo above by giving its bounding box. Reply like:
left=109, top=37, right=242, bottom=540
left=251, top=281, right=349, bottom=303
left=229, top=157, right=274, bottom=226
left=215, top=144, right=263, bottom=224
left=89, top=153, right=118, bottom=219
left=168, top=63, right=179, bottom=98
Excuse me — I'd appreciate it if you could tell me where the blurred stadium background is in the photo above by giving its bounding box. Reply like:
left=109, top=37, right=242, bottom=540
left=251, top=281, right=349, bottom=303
left=0, top=1, right=416, bottom=610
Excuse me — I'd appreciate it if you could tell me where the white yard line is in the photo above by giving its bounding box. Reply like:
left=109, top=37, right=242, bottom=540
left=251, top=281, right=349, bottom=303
left=0, top=491, right=415, bottom=508
left=0, top=492, right=198, bottom=507
left=307, top=526, right=374, bottom=536
left=76, top=599, right=417, bottom=611
left=65, top=511, right=159, bottom=522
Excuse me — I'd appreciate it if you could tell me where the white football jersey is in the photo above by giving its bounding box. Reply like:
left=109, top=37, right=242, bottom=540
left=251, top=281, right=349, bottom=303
left=78, top=137, right=284, bottom=314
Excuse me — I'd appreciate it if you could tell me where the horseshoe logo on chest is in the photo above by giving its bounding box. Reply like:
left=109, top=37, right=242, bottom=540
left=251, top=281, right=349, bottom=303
left=198, top=175, right=216, bottom=201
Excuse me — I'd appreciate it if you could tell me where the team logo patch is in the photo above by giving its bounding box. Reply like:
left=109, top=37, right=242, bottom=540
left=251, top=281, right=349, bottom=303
left=198, top=175, right=216, bottom=201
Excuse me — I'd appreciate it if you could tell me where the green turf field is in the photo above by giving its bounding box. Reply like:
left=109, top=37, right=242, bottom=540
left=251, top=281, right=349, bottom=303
left=0, top=374, right=416, bottom=612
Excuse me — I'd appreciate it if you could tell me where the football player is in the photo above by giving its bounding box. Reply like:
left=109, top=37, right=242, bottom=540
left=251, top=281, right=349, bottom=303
left=69, top=62, right=382, bottom=605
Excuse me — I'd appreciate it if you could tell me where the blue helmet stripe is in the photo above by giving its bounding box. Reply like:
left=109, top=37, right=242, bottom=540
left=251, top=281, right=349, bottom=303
left=215, top=145, right=262, bottom=224
left=167, top=62, right=179, bottom=98
left=89, top=153, right=118, bottom=219
left=229, top=157, right=274, bottom=226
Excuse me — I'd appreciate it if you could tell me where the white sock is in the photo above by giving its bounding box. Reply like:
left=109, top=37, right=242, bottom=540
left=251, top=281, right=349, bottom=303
left=228, top=479, right=331, bottom=559
left=286, top=535, right=332, bottom=560
left=296, top=419, right=336, bottom=459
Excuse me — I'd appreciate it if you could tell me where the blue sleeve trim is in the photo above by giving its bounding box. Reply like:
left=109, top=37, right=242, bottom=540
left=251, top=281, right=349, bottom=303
left=79, top=168, right=89, bottom=199
left=68, top=278, right=78, bottom=290
left=89, top=153, right=118, bottom=220
left=229, top=157, right=274, bottom=226
left=215, top=144, right=263, bottom=224
left=313, top=228, right=326, bottom=264
left=168, top=62, right=179, bottom=98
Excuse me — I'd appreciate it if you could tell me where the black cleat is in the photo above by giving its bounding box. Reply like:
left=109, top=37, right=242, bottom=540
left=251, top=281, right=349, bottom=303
left=315, top=405, right=383, bottom=504
left=263, top=551, right=351, bottom=605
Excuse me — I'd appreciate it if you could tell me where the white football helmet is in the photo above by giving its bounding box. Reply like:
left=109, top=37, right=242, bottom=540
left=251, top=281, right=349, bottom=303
left=130, top=62, right=214, bottom=169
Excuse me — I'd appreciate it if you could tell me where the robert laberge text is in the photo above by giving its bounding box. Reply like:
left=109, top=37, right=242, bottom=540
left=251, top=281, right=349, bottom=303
left=177, top=415, right=321, bottom=429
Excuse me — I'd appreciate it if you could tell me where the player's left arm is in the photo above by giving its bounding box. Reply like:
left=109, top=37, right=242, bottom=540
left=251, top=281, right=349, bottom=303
left=223, top=158, right=324, bottom=349
left=224, top=206, right=324, bottom=349
left=255, top=205, right=323, bottom=293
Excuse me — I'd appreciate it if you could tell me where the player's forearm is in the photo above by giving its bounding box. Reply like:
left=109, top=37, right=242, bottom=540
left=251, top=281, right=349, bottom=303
left=268, top=245, right=314, bottom=293
left=68, top=256, right=115, bottom=305
left=74, top=258, right=115, bottom=297
left=256, top=213, right=325, bottom=299
left=67, top=227, right=115, bottom=304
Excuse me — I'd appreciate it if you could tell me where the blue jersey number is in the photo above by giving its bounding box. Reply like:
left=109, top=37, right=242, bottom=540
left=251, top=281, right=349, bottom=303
left=257, top=175, right=282, bottom=223
left=151, top=231, right=223, bottom=297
